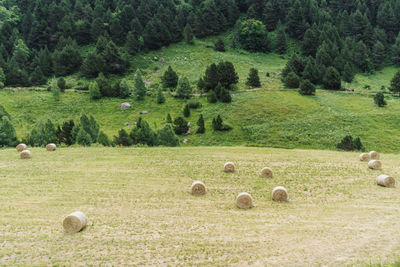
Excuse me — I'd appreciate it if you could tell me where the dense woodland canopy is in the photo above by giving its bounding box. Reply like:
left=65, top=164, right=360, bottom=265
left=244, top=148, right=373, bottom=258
left=0, top=0, right=400, bottom=88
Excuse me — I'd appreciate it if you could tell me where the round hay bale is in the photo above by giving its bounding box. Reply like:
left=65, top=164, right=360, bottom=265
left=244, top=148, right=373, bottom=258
left=16, top=143, right=27, bottom=152
left=369, top=151, right=380, bottom=160
left=63, top=211, right=87, bottom=233
left=272, top=186, right=289, bottom=202
left=376, top=175, right=395, bottom=188
left=191, top=181, right=206, bottom=195
left=46, top=143, right=56, bottom=151
left=260, top=167, right=273, bottom=178
left=236, top=192, right=253, bottom=209
left=359, top=153, right=370, bottom=162
left=368, top=160, right=382, bottom=170
left=224, top=162, right=235, bottom=172
left=20, top=150, right=31, bottom=159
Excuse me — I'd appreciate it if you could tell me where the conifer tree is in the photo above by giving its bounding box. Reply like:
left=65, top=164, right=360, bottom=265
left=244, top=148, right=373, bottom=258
left=173, top=117, right=189, bottom=135
left=30, top=66, right=46, bottom=85
left=0, top=117, right=18, bottom=147
left=126, top=31, right=143, bottom=55
left=183, top=104, right=190, bottom=117
left=220, top=87, right=232, bottom=103
left=176, top=77, right=192, bottom=99
left=217, top=61, right=238, bottom=89
left=390, top=70, right=400, bottom=95
left=299, top=79, right=316, bottom=95
left=114, top=129, right=132, bottom=146
left=374, top=92, right=387, bottom=107
left=275, top=27, right=287, bottom=55
left=157, top=124, right=179, bottom=146
left=284, top=72, right=300, bottom=88
left=323, top=67, right=341, bottom=90
left=89, top=81, right=101, bottom=100
left=372, top=41, right=385, bottom=70
left=246, top=68, right=261, bottom=87
left=214, top=39, right=225, bottom=52
left=342, top=63, right=354, bottom=83
left=162, top=66, right=179, bottom=88
left=166, top=113, right=172, bottom=123
left=119, top=79, right=131, bottom=98
left=157, top=88, right=166, bottom=104
left=184, top=24, right=194, bottom=44
left=98, top=131, right=112, bottom=146
left=196, top=114, right=205, bottom=134
left=263, top=1, right=278, bottom=31
left=207, top=90, right=218, bottom=103
left=134, top=69, right=147, bottom=100
left=203, top=63, right=219, bottom=91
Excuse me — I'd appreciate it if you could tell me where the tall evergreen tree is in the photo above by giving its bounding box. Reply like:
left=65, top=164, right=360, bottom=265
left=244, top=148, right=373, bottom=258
left=275, top=27, right=287, bottom=55
left=323, top=67, right=341, bottom=90
left=196, top=114, right=205, bottom=134
left=183, top=24, right=194, bottom=44
left=246, top=68, right=261, bottom=87
left=134, top=69, right=147, bottom=100
left=162, top=66, right=179, bottom=88
left=176, top=77, right=192, bottom=99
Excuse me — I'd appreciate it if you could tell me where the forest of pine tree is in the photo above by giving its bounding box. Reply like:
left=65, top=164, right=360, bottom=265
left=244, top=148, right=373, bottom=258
left=0, top=0, right=399, bottom=89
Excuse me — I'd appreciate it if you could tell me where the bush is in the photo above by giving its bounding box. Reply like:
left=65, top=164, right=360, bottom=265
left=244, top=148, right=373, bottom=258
left=98, top=131, right=113, bottom=146
left=113, top=129, right=133, bottom=146
left=57, top=77, right=67, bottom=92
left=337, top=135, right=364, bottom=151
left=299, top=79, right=316, bottom=95
left=374, top=92, right=387, bottom=107
left=196, top=114, right=205, bottom=134
left=187, top=100, right=202, bottom=109
left=212, top=115, right=232, bottom=131
left=284, top=72, right=300, bottom=88
left=183, top=104, right=190, bottom=117
left=173, top=117, right=189, bottom=135
left=246, top=68, right=261, bottom=88
left=157, top=88, right=165, bottom=104
left=119, top=78, right=131, bottom=98
left=76, top=128, right=92, bottom=146
left=0, top=117, right=18, bottom=147
left=89, top=81, right=101, bottom=100
left=176, top=77, right=192, bottom=99
left=207, top=90, right=217, bottom=103
left=157, top=124, right=180, bottom=146
left=214, top=39, right=225, bottom=52
left=130, top=118, right=157, bottom=146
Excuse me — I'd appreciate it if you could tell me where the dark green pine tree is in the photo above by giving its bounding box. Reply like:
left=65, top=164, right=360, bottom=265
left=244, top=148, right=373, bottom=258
left=183, top=104, right=190, bottom=117
left=126, top=31, right=143, bottom=55
left=390, top=70, right=400, bottom=95
left=203, top=63, right=220, bottom=91
left=143, top=18, right=171, bottom=50
left=284, top=72, right=300, bottom=88
left=262, top=1, right=278, bottom=31
left=184, top=24, right=194, bottom=44
left=299, top=79, right=316, bottom=95
left=102, top=40, right=129, bottom=74
left=275, top=27, right=287, bottom=55
left=301, top=27, right=319, bottom=57
left=81, top=52, right=106, bottom=78
left=91, top=18, right=105, bottom=42
left=392, top=33, right=400, bottom=66
left=157, top=88, right=166, bottom=104
left=302, top=57, right=320, bottom=84
left=176, top=77, right=192, bottom=99
left=342, top=63, right=355, bottom=83
left=207, top=90, right=218, bottom=103
left=173, top=117, right=189, bottom=135
left=0, top=117, right=18, bottom=147
left=53, top=44, right=82, bottom=76
left=217, top=61, right=238, bottom=89
left=214, top=39, right=225, bottom=52
left=60, top=120, right=75, bottom=146
left=30, top=66, right=47, bottom=85
left=323, top=67, right=342, bottom=90
left=286, top=0, right=307, bottom=40
left=57, top=77, right=66, bottom=92
left=246, top=68, right=261, bottom=88
left=374, top=92, right=387, bottom=107
left=110, top=16, right=124, bottom=45
left=134, top=69, right=147, bottom=100
left=96, top=72, right=112, bottom=97
left=162, top=66, right=179, bottom=88
left=113, top=129, right=132, bottom=146
left=372, top=41, right=386, bottom=70
left=166, top=113, right=172, bottom=123
left=37, top=46, right=53, bottom=76
left=157, top=124, right=179, bottom=147
left=196, top=114, right=205, bottom=134
left=219, top=87, right=232, bottom=103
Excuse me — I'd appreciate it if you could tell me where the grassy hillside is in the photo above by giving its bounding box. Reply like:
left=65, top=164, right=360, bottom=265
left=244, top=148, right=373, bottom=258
left=3, top=86, right=400, bottom=152
left=1, top=146, right=400, bottom=266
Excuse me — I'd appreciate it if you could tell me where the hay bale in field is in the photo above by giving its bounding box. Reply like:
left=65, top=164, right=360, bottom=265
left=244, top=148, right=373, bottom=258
left=224, top=162, right=235, bottom=172
left=369, top=151, right=380, bottom=160
left=46, top=143, right=56, bottom=151
left=63, top=211, right=87, bottom=233
left=236, top=192, right=253, bottom=209
left=16, top=143, right=27, bottom=152
left=260, top=167, right=273, bottom=178
left=20, top=150, right=31, bottom=159
left=272, top=186, right=288, bottom=202
left=368, top=160, right=382, bottom=170
left=359, top=153, right=370, bottom=162
left=191, top=181, right=206, bottom=195
left=376, top=175, right=395, bottom=188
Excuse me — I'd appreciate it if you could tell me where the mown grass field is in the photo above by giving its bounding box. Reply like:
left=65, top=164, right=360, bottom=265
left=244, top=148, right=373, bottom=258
left=0, top=146, right=400, bottom=266
left=3, top=86, right=400, bottom=152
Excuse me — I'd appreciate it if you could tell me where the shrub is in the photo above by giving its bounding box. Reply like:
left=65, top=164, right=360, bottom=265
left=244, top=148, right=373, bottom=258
left=157, top=124, right=180, bottom=146
left=284, top=71, right=300, bottom=88
left=130, top=118, right=157, bottom=146
left=188, top=100, right=202, bottom=109
left=183, top=104, right=190, bottom=117
left=57, top=78, right=67, bottom=92
left=52, top=86, right=60, bottom=101
left=337, top=135, right=364, bottom=151
left=246, top=68, right=261, bottom=88
left=98, top=131, right=112, bottom=146
left=220, top=87, right=232, bottom=103
left=214, top=39, right=225, bottom=52
left=207, top=90, right=217, bottom=103
left=374, top=92, right=387, bottom=107
left=113, top=129, right=133, bottom=146
left=76, top=128, right=92, bottom=146
left=173, top=117, right=189, bottom=135
left=157, top=88, right=165, bottom=104
left=299, top=79, right=316, bottom=95
left=176, top=77, right=192, bottom=99
left=89, top=81, right=101, bottom=100
left=212, top=115, right=232, bottom=131
left=119, top=78, right=131, bottom=98
left=196, top=114, right=205, bottom=134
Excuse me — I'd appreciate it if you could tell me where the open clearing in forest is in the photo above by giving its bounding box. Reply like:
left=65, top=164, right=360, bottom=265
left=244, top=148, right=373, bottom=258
left=0, top=147, right=400, bottom=266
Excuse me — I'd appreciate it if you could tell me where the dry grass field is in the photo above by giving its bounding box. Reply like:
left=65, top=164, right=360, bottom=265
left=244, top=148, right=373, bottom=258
left=0, top=146, right=400, bottom=266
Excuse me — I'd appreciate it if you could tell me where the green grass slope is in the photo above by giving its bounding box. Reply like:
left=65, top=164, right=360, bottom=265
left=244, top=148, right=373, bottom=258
left=1, top=147, right=400, bottom=265
left=3, top=86, right=400, bottom=152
